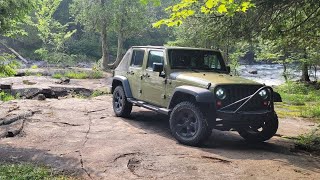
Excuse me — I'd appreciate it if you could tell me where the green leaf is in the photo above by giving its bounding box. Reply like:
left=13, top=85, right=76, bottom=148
left=217, top=4, right=227, bottom=13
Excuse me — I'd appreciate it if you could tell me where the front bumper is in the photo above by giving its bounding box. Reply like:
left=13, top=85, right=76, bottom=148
left=214, top=86, right=275, bottom=130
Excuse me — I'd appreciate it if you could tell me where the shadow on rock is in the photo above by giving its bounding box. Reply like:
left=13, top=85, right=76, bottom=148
left=120, top=110, right=320, bottom=173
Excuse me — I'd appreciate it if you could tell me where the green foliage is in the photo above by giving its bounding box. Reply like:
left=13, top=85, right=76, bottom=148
left=35, top=50, right=91, bottom=66
left=228, top=42, right=250, bottom=75
left=276, top=82, right=318, bottom=95
left=52, top=73, right=62, bottom=79
left=0, top=53, right=19, bottom=77
left=295, top=127, right=320, bottom=153
left=139, top=0, right=161, bottom=6
left=31, top=65, right=38, bottom=69
left=275, top=82, right=320, bottom=120
left=153, top=0, right=254, bottom=27
left=0, top=0, right=35, bottom=35
left=65, top=32, right=101, bottom=59
left=52, top=70, right=104, bottom=79
left=301, top=106, right=320, bottom=119
left=91, top=89, right=110, bottom=97
left=30, top=0, right=76, bottom=60
left=0, top=163, right=70, bottom=180
left=0, top=91, right=15, bottom=101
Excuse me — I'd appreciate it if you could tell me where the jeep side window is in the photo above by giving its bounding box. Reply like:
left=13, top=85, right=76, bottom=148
left=130, top=50, right=145, bottom=67
left=147, top=51, right=164, bottom=70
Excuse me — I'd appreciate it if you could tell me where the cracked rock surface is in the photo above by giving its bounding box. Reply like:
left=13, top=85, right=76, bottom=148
left=0, top=96, right=319, bottom=179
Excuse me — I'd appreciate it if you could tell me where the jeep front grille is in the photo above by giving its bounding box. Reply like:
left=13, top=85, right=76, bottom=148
left=217, top=85, right=267, bottom=111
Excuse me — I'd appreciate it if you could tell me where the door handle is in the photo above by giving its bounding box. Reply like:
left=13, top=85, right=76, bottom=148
left=127, top=71, right=134, bottom=75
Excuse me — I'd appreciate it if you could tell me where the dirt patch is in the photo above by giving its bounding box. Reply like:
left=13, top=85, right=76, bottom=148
left=0, top=96, right=319, bottom=179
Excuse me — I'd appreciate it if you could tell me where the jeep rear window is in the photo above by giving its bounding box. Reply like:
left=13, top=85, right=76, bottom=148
left=130, top=50, right=145, bottom=67
left=168, top=49, right=226, bottom=72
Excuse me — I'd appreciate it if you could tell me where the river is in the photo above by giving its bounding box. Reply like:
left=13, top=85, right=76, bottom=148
left=238, top=64, right=318, bottom=86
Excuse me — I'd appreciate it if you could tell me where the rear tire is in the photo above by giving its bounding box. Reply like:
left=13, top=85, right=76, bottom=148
left=169, top=101, right=211, bottom=146
left=112, top=86, right=132, bottom=117
left=237, top=113, right=278, bottom=142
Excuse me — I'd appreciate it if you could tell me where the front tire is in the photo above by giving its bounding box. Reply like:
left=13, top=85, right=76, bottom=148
left=169, top=101, right=211, bottom=146
left=112, top=86, right=132, bottom=117
left=237, top=113, right=279, bottom=142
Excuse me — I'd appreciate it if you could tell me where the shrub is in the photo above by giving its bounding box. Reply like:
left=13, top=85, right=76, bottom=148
left=91, top=89, right=110, bottom=97
left=0, top=53, right=19, bottom=77
left=301, top=105, right=320, bottom=119
left=52, top=73, right=63, bottom=79
left=64, top=71, right=88, bottom=79
left=90, top=70, right=103, bottom=79
left=276, top=81, right=316, bottom=95
left=31, top=65, right=38, bottom=69
left=52, top=70, right=104, bottom=79
left=295, top=127, right=320, bottom=153
left=0, top=91, right=15, bottom=101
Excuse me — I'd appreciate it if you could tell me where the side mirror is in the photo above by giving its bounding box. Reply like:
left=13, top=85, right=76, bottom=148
left=153, top=63, right=164, bottom=73
left=153, top=63, right=165, bottom=78
left=226, top=66, right=231, bottom=74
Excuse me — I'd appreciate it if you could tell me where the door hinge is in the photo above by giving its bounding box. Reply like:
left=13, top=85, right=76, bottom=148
left=162, top=94, right=166, bottom=99
left=139, top=89, right=142, bottom=93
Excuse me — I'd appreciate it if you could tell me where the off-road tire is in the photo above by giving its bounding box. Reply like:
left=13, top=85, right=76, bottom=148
left=169, top=101, right=211, bottom=146
left=237, top=113, right=279, bottom=143
left=112, top=86, right=132, bottom=117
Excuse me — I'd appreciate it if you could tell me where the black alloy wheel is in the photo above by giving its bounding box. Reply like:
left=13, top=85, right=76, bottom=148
left=170, top=101, right=211, bottom=146
left=112, top=86, right=132, bottom=117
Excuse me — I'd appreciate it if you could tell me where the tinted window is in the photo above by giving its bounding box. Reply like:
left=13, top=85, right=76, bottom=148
left=168, top=50, right=225, bottom=71
left=130, top=50, right=145, bottom=67
left=147, top=51, right=164, bottom=70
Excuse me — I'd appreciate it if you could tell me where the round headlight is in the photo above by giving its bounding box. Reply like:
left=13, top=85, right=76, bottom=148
left=259, top=89, right=268, bottom=99
left=216, top=87, right=226, bottom=100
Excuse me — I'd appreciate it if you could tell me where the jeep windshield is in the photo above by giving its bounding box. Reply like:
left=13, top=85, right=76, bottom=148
left=168, top=49, right=227, bottom=72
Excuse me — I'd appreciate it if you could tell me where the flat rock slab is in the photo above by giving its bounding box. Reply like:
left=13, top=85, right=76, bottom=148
left=0, top=75, right=112, bottom=98
left=0, top=97, right=319, bottom=179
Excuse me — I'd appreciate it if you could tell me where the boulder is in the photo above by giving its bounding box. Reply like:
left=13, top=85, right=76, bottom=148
left=55, top=77, right=70, bottom=84
left=36, top=94, right=46, bottom=101
left=248, top=69, right=258, bottom=74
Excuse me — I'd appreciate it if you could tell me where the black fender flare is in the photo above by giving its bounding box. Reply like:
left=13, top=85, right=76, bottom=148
left=112, top=76, right=133, bottom=98
left=169, top=85, right=215, bottom=109
left=273, top=92, right=282, bottom=102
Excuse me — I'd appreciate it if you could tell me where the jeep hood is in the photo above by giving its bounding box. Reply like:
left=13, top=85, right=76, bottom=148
left=170, top=72, right=259, bottom=86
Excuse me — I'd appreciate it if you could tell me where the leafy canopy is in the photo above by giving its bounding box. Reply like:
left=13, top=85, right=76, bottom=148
left=153, top=0, right=254, bottom=27
left=0, top=0, right=35, bottom=36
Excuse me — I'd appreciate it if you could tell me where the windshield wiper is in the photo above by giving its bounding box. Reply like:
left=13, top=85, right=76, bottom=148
left=189, top=68, right=200, bottom=73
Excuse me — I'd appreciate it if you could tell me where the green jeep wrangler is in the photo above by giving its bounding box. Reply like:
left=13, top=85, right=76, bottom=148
left=111, top=46, right=281, bottom=146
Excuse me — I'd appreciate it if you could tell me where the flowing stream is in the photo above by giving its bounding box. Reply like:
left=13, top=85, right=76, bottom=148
left=238, top=64, right=318, bottom=86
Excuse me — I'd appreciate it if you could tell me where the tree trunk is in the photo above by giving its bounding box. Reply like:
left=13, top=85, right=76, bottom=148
left=301, top=62, right=310, bottom=82
left=101, top=20, right=109, bottom=70
left=282, top=60, right=288, bottom=82
left=113, top=31, right=124, bottom=68
left=314, top=65, right=317, bottom=81
left=106, top=3, right=125, bottom=69
left=301, top=49, right=310, bottom=82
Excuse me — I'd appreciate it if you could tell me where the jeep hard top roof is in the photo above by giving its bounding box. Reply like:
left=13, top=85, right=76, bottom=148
left=131, top=46, right=221, bottom=52
left=115, top=46, right=222, bottom=72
